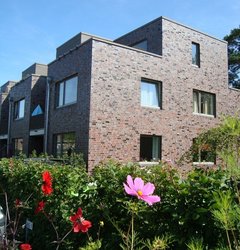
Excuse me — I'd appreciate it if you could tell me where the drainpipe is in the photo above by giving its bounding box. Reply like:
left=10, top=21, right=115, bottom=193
left=7, top=96, right=13, bottom=156
left=44, top=77, right=51, bottom=154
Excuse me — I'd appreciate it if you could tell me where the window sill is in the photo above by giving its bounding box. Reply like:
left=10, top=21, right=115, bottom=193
left=138, top=161, right=159, bottom=167
left=56, top=101, right=77, bottom=109
left=141, top=105, right=161, bottom=110
left=14, top=117, right=24, bottom=121
left=193, top=112, right=215, bottom=118
left=193, top=162, right=215, bottom=166
left=192, top=64, right=200, bottom=68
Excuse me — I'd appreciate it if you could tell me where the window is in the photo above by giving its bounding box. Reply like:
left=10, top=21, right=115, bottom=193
left=141, top=80, right=161, bottom=108
left=57, top=76, right=78, bottom=107
left=140, top=135, right=161, bottom=161
left=193, top=90, right=216, bottom=116
left=192, top=42, right=200, bottom=67
left=32, top=105, right=43, bottom=116
left=193, top=139, right=216, bottom=164
left=132, top=40, right=148, bottom=51
left=14, top=99, right=25, bottom=119
left=14, top=138, right=23, bottom=155
left=55, top=132, right=75, bottom=156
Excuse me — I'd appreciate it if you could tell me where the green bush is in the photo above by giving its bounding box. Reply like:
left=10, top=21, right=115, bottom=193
left=0, top=157, right=238, bottom=249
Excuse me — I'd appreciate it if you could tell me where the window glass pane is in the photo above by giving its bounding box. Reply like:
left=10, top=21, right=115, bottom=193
left=193, top=91, right=199, bottom=113
left=192, top=43, right=200, bottom=66
left=55, top=133, right=75, bottom=156
left=65, top=77, right=77, bottom=104
left=201, top=93, right=214, bottom=115
left=140, top=135, right=161, bottom=161
left=56, top=135, right=62, bottom=156
left=14, top=102, right=18, bottom=118
left=32, top=105, right=43, bottom=116
left=193, top=90, right=215, bottom=116
left=14, top=138, right=23, bottom=155
left=192, top=139, right=216, bottom=163
left=62, top=133, right=75, bottom=155
left=58, top=82, right=64, bottom=106
left=133, top=40, right=148, bottom=51
left=152, top=136, right=160, bottom=160
left=141, top=81, right=159, bottom=107
left=14, top=99, right=25, bottom=119
left=19, top=99, right=25, bottom=118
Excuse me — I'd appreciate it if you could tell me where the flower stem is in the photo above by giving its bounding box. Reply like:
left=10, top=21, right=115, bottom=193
left=131, top=213, right=134, bottom=250
left=226, top=229, right=232, bottom=250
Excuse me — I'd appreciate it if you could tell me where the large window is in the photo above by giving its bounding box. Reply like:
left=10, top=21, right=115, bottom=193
left=192, top=42, right=200, bottom=67
left=14, top=138, right=23, bottom=155
left=14, top=99, right=25, bottom=119
left=140, top=135, right=161, bottom=161
left=57, top=76, right=78, bottom=107
left=141, top=80, right=161, bottom=108
left=55, top=132, right=75, bottom=156
left=193, top=90, right=216, bottom=116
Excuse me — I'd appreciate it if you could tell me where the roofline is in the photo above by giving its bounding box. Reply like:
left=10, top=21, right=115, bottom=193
left=161, top=16, right=227, bottom=44
left=11, top=74, right=47, bottom=88
left=48, top=35, right=162, bottom=66
left=115, top=16, right=227, bottom=44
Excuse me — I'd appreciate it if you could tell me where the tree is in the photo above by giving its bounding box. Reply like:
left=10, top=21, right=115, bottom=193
left=224, top=28, right=240, bottom=89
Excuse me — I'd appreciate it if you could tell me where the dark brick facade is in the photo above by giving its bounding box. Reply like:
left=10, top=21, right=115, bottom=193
left=0, top=16, right=239, bottom=172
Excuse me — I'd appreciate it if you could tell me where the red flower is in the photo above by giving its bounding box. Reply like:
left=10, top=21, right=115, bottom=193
left=41, top=171, right=53, bottom=195
left=15, top=199, right=22, bottom=207
left=35, top=201, right=45, bottom=214
left=19, top=243, right=32, bottom=250
left=70, top=208, right=92, bottom=233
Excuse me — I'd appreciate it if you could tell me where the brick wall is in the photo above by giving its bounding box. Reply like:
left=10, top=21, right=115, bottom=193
left=48, top=41, right=93, bottom=161
left=10, top=75, right=47, bottom=154
left=86, top=18, right=240, bottom=172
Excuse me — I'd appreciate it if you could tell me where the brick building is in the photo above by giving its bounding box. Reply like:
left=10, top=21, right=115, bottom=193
left=0, top=17, right=239, bottom=171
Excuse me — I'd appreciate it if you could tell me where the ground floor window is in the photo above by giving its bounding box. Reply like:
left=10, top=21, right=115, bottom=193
left=192, top=139, right=216, bottom=164
left=54, top=132, right=75, bottom=156
left=140, top=135, right=161, bottom=161
left=14, top=138, right=23, bottom=155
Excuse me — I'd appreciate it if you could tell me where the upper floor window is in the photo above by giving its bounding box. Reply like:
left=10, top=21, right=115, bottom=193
left=57, top=76, right=78, bottom=107
left=192, top=42, right=200, bottom=67
left=132, top=40, right=148, bottom=51
left=193, top=90, right=216, bottom=116
left=14, top=99, right=25, bottom=119
left=141, top=79, right=161, bottom=108
left=32, top=105, right=43, bottom=116
left=140, top=135, right=161, bottom=161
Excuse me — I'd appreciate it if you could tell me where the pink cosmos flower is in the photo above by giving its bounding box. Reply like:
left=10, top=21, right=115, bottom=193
left=123, top=175, right=161, bottom=205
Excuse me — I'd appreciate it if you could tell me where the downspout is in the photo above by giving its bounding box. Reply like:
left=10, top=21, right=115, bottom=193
left=44, top=77, right=51, bottom=154
left=7, top=96, right=13, bottom=156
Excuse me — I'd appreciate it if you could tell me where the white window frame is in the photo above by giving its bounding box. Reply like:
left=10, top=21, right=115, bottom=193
left=141, top=79, right=161, bottom=108
left=193, top=90, right=216, bottom=117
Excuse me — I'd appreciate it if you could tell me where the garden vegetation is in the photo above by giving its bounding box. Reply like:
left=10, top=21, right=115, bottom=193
left=0, top=115, right=239, bottom=250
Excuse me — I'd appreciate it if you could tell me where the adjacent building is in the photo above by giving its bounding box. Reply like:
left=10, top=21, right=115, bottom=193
left=1, top=17, right=239, bottom=171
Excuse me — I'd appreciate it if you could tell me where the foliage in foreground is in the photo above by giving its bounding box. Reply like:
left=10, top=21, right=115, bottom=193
left=0, top=157, right=239, bottom=249
left=0, top=114, right=239, bottom=250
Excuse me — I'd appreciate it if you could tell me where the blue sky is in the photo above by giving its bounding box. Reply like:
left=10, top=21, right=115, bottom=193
left=0, top=0, right=239, bottom=85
